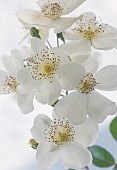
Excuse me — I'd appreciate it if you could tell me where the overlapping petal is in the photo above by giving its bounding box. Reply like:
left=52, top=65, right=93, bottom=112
left=31, top=38, right=47, bottom=54
left=17, top=93, right=34, bottom=114
left=61, top=142, right=92, bottom=170
left=31, top=114, right=52, bottom=142
left=16, top=9, right=42, bottom=25
left=86, top=91, right=117, bottom=122
left=54, top=91, right=87, bottom=124
left=35, top=78, right=61, bottom=105
left=74, top=117, right=98, bottom=147
left=36, top=142, right=61, bottom=170
left=54, top=17, right=78, bottom=33
left=61, top=39, right=91, bottom=57
left=2, top=50, right=24, bottom=75
left=56, top=62, right=85, bottom=90
left=95, top=65, right=117, bottom=91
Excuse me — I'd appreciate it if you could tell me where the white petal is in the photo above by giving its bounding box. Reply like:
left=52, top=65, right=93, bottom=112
left=82, top=52, right=101, bottom=74
left=20, top=46, right=34, bottom=60
left=62, top=0, right=87, bottom=15
left=92, top=37, right=114, bottom=50
left=54, top=91, right=87, bottom=125
left=17, top=68, right=32, bottom=84
left=17, top=93, right=34, bottom=114
left=0, top=70, right=9, bottom=94
left=38, top=27, right=49, bottom=42
left=100, top=24, right=117, bottom=38
left=48, top=47, right=69, bottom=65
left=61, top=142, right=92, bottom=170
left=19, top=32, right=30, bottom=45
left=16, top=9, right=55, bottom=29
left=74, top=117, right=98, bottom=147
left=16, top=9, right=42, bottom=25
left=54, top=17, right=78, bottom=33
left=61, top=39, right=91, bottom=57
left=56, top=63, right=85, bottom=90
left=71, top=54, right=90, bottom=63
left=95, top=65, right=117, bottom=91
left=16, top=68, right=34, bottom=94
left=35, top=78, right=61, bottom=105
left=36, top=142, right=61, bottom=170
left=17, top=68, right=34, bottom=94
left=37, top=0, right=47, bottom=8
left=0, top=70, right=7, bottom=85
left=2, top=50, right=24, bottom=75
left=31, top=114, right=52, bottom=142
left=87, top=91, right=117, bottom=123
left=63, top=27, right=79, bottom=40
left=79, top=12, right=96, bottom=21
left=31, top=38, right=47, bottom=54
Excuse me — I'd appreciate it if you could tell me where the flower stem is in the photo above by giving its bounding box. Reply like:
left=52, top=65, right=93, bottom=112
left=57, top=37, right=59, bottom=47
left=85, top=166, right=90, bottom=170
left=47, top=40, right=52, bottom=48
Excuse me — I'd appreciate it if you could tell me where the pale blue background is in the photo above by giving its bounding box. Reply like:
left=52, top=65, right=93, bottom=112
left=0, top=0, right=117, bottom=170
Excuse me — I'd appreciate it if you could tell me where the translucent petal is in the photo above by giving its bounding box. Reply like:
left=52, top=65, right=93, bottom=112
left=17, top=93, right=34, bottom=114
left=31, top=114, right=52, bottom=142
left=87, top=91, right=117, bottom=123
left=56, top=63, right=85, bottom=90
left=35, top=78, right=61, bottom=105
left=74, top=117, right=98, bottom=147
left=95, top=65, right=117, bottom=91
left=61, top=142, right=92, bottom=169
left=54, top=91, right=87, bottom=125
left=36, top=142, right=61, bottom=169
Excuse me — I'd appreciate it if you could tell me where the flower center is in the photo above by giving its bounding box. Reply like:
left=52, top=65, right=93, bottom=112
left=27, top=50, right=60, bottom=80
left=44, top=64, right=53, bottom=74
left=44, top=118, right=75, bottom=146
left=78, top=72, right=98, bottom=94
left=2, top=75, right=19, bottom=93
left=41, top=2, right=63, bottom=20
left=73, top=16, right=106, bottom=40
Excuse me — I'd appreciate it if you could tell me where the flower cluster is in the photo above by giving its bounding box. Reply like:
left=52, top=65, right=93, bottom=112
left=1, top=0, right=117, bottom=169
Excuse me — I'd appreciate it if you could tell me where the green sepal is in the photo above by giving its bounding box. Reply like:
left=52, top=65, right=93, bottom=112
left=57, top=32, right=65, bottom=43
left=30, top=27, right=41, bottom=39
left=29, top=139, right=39, bottom=149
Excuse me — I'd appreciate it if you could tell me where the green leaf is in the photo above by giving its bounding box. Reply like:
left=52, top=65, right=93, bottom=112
left=57, top=32, right=65, bottom=43
left=89, top=145, right=115, bottom=167
left=110, top=117, right=117, bottom=141
left=30, top=27, right=41, bottom=39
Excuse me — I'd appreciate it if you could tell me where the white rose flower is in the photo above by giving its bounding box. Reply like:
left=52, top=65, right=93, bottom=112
left=16, top=0, right=87, bottom=33
left=53, top=64, right=117, bottom=124
left=63, top=12, right=117, bottom=55
left=0, top=49, right=35, bottom=114
left=24, top=38, right=85, bottom=105
left=31, top=114, right=99, bottom=170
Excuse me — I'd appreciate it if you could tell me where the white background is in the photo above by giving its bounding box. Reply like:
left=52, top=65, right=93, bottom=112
left=0, top=0, right=117, bottom=170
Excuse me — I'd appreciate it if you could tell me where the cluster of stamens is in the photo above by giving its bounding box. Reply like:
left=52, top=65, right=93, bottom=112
left=43, top=118, right=75, bottom=146
left=73, top=16, right=106, bottom=40
left=78, top=72, right=98, bottom=94
left=2, top=75, right=19, bottom=93
left=27, top=49, right=61, bottom=81
left=41, top=2, right=63, bottom=20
